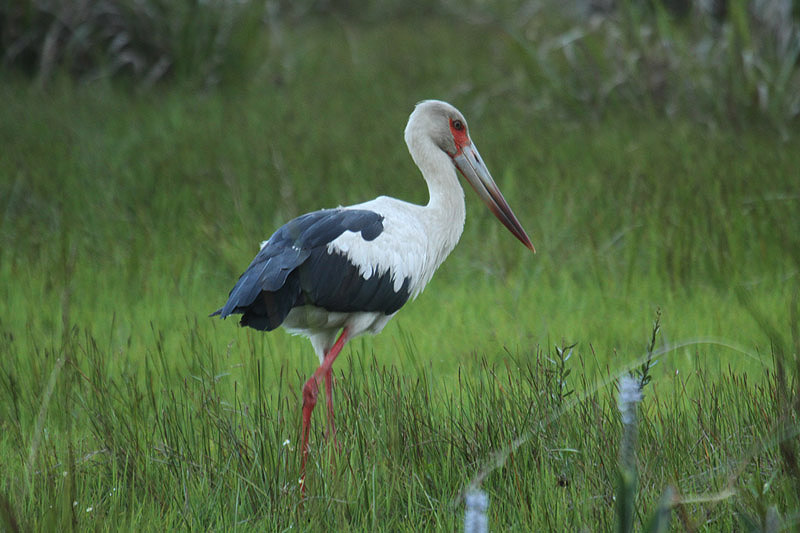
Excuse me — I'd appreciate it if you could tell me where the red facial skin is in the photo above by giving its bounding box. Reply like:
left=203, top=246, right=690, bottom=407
left=449, top=119, right=470, bottom=155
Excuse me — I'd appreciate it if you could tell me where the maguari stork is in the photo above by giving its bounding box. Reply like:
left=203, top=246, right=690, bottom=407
left=212, top=100, right=535, bottom=488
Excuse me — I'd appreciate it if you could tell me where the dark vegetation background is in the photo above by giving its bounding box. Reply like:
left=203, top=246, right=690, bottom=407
left=1, top=0, right=799, bottom=530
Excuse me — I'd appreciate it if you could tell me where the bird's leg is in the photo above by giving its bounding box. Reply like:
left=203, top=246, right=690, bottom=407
left=300, top=327, right=350, bottom=495
left=323, top=366, right=340, bottom=449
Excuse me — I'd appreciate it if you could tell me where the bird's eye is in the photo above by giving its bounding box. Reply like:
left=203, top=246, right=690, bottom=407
left=452, top=119, right=464, bottom=131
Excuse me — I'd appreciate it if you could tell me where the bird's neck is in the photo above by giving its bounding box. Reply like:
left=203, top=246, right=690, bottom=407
left=418, top=149, right=467, bottom=268
left=424, top=164, right=466, bottom=225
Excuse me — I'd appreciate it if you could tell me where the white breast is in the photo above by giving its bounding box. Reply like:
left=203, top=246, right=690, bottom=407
left=326, top=195, right=462, bottom=300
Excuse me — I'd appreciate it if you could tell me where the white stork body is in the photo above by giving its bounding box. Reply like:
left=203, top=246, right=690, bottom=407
left=213, top=100, right=534, bottom=492
left=283, top=187, right=466, bottom=361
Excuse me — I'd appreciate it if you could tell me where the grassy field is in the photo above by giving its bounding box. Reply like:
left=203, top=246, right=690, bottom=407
left=1, top=13, right=799, bottom=532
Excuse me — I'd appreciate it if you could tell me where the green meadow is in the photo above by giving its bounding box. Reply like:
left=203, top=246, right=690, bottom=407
left=1, top=6, right=799, bottom=531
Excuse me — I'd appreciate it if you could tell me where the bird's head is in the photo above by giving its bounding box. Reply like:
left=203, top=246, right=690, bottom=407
left=406, top=100, right=535, bottom=253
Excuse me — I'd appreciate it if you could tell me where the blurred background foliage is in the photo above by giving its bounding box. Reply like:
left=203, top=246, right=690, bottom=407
left=2, top=0, right=799, bottom=130
left=1, top=2, right=799, bottom=530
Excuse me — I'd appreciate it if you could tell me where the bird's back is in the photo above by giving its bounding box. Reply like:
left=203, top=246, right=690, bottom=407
left=212, top=208, right=412, bottom=331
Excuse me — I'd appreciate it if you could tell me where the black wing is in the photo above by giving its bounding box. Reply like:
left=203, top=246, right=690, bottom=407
left=211, top=208, right=411, bottom=331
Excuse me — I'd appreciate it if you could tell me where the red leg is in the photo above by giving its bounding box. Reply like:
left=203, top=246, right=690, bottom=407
left=324, top=367, right=336, bottom=439
left=299, top=327, right=350, bottom=495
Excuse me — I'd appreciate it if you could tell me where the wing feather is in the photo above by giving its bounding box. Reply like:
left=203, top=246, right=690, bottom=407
left=212, top=208, right=411, bottom=331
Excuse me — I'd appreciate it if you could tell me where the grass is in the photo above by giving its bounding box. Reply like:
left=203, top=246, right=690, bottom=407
left=1, top=14, right=799, bottom=531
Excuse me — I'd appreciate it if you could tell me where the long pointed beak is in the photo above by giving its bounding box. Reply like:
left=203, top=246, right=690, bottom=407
left=452, top=143, right=536, bottom=253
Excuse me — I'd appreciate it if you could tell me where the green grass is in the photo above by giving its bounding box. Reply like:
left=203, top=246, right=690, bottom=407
left=1, top=16, right=799, bottom=531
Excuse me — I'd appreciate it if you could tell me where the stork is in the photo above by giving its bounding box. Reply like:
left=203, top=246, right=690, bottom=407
left=212, top=100, right=535, bottom=489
